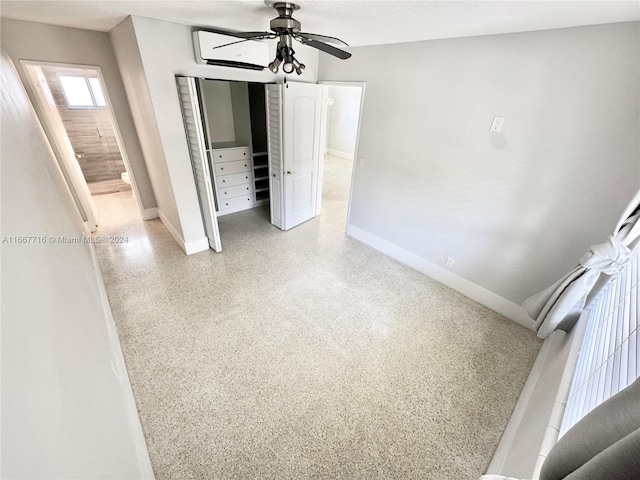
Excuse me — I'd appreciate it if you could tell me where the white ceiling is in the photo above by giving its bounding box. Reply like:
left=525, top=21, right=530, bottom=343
left=1, top=0, right=639, bottom=47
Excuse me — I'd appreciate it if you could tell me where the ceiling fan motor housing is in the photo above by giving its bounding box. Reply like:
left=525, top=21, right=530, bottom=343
left=270, top=2, right=301, bottom=33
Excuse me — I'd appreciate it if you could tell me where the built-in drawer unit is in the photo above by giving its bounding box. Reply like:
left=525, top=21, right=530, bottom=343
left=213, top=160, right=251, bottom=176
left=217, top=172, right=252, bottom=188
left=219, top=195, right=254, bottom=211
left=211, top=146, right=250, bottom=163
left=210, top=146, right=256, bottom=215
left=219, top=183, right=254, bottom=199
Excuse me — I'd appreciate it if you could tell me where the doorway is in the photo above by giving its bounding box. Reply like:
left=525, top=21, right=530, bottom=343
left=320, top=82, right=365, bottom=229
left=20, top=61, right=140, bottom=231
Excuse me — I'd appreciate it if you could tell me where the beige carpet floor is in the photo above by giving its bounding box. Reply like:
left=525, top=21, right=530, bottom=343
left=93, top=155, right=541, bottom=479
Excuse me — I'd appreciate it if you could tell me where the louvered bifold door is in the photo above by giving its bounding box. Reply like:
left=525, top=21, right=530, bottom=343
left=265, top=84, right=284, bottom=229
left=176, top=76, right=222, bottom=252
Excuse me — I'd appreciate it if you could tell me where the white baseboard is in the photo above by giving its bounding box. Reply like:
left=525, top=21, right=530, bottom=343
left=86, top=229, right=155, bottom=479
left=157, top=210, right=208, bottom=255
left=326, top=148, right=354, bottom=160
left=346, top=224, right=535, bottom=330
left=185, top=237, right=210, bottom=255
left=141, top=207, right=158, bottom=220
left=157, top=209, right=184, bottom=251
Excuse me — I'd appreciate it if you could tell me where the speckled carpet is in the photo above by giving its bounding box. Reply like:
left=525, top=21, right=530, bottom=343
left=93, top=156, right=540, bottom=479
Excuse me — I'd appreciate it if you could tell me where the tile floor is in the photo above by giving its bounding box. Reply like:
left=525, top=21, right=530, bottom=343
left=93, top=156, right=541, bottom=479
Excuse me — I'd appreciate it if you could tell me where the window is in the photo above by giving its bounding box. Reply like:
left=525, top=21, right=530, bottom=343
left=560, top=245, right=639, bottom=436
left=59, top=75, right=106, bottom=108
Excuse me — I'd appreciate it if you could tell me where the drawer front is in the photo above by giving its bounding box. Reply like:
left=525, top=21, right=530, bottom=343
left=219, top=183, right=254, bottom=199
left=211, top=147, right=250, bottom=163
left=217, top=172, right=252, bottom=188
left=214, top=160, right=251, bottom=176
left=219, top=195, right=253, bottom=211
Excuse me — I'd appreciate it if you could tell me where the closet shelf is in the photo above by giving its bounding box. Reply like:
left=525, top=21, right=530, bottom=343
left=254, top=176, right=269, bottom=181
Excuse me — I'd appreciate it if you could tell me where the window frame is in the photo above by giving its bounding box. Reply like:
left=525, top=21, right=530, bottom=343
left=57, top=73, right=107, bottom=109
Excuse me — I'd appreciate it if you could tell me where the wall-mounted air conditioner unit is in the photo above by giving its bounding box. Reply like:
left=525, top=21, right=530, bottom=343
left=193, top=30, right=269, bottom=71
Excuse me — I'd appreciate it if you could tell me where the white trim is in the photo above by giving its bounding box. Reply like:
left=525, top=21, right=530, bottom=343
left=486, top=332, right=557, bottom=476
left=20, top=61, right=99, bottom=231
left=158, top=209, right=209, bottom=255
left=185, top=237, right=210, bottom=255
left=157, top=209, right=182, bottom=245
left=141, top=207, right=159, bottom=221
left=86, top=227, right=155, bottom=479
left=346, top=224, right=535, bottom=330
left=326, top=148, right=354, bottom=160
left=486, top=311, right=589, bottom=478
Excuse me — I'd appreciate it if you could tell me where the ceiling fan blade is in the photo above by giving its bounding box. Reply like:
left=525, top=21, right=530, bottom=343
left=201, top=28, right=275, bottom=40
left=208, top=38, right=260, bottom=51
left=296, top=37, right=351, bottom=60
left=296, top=32, right=349, bottom=47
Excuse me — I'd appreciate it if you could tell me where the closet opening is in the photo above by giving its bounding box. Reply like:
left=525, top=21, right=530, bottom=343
left=197, top=79, right=271, bottom=220
left=180, top=76, right=363, bottom=252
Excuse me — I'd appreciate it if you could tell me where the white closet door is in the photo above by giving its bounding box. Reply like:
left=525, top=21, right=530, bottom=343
left=282, top=82, right=324, bottom=230
left=266, top=82, right=324, bottom=231
left=265, top=84, right=284, bottom=229
left=176, top=76, right=222, bottom=252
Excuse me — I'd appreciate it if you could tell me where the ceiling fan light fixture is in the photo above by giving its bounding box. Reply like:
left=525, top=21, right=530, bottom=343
left=268, top=56, right=282, bottom=73
left=282, top=63, right=294, bottom=74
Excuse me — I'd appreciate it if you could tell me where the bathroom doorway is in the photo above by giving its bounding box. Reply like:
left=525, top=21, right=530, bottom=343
left=20, top=61, right=138, bottom=231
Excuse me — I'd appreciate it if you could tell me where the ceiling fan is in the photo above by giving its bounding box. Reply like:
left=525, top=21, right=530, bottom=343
left=204, top=1, right=351, bottom=75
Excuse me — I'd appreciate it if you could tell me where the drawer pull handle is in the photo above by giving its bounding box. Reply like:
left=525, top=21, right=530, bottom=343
left=222, top=180, right=226, bottom=183
left=220, top=167, right=224, bottom=170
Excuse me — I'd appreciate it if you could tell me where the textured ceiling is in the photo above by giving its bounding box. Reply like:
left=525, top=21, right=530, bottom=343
left=1, top=1, right=639, bottom=46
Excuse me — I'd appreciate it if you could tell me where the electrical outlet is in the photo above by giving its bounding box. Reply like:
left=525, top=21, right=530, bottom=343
left=489, top=116, right=505, bottom=133
left=445, top=257, right=455, bottom=268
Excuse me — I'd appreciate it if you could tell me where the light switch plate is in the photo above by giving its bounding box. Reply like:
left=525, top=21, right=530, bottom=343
left=490, top=116, right=505, bottom=133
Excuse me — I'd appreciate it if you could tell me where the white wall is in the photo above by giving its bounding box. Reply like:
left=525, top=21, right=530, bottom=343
left=326, top=85, right=362, bottom=159
left=111, top=15, right=319, bottom=254
left=110, top=17, right=182, bottom=245
left=202, top=80, right=236, bottom=144
left=0, top=49, right=153, bottom=480
left=0, top=18, right=157, bottom=217
left=319, top=22, right=640, bottom=313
